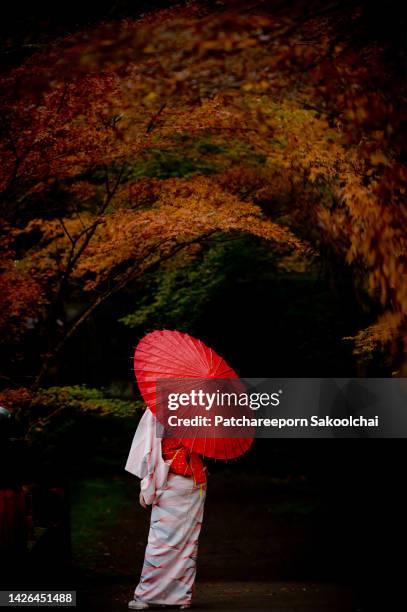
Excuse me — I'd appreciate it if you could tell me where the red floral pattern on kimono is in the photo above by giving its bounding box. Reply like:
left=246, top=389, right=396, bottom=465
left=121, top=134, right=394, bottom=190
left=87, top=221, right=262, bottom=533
left=162, top=438, right=206, bottom=485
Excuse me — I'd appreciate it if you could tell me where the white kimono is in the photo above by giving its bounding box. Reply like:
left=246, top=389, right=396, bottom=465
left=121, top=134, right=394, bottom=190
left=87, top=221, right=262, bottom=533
left=125, top=409, right=207, bottom=606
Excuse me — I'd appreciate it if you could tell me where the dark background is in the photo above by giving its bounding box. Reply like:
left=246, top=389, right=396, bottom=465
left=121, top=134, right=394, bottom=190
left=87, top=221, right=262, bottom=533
left=1, top=2, right=406, bottom=611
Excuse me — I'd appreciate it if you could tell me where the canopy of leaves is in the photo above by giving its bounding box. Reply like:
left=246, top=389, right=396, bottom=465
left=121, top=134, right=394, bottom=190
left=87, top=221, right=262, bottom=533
left=1, top=0, right=407, bottom=401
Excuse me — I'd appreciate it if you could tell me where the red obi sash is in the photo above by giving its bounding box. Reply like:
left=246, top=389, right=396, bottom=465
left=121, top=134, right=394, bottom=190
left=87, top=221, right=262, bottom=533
left=161, top=438, right=206, bottom=485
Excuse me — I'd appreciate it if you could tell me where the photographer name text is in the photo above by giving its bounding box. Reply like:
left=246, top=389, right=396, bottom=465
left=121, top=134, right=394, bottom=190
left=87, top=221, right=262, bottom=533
left=166, top=415, right=380, bottom=428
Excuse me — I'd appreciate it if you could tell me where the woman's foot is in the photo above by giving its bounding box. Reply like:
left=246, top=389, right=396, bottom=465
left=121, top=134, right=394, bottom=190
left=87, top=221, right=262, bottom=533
left=128, top=599, right=189, bottom=610
left=128, top=600, right=149, bottom=610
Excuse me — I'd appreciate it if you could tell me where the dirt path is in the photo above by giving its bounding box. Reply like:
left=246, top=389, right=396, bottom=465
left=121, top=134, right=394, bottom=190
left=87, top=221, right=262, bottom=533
left=71, top=471, right=360, bottom=610
left=78, top=579, right=358, bottom=611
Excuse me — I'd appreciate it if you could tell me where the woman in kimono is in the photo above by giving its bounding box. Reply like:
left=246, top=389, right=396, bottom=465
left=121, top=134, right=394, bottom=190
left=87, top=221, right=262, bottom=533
left=125, top=408, right=207, bottom=610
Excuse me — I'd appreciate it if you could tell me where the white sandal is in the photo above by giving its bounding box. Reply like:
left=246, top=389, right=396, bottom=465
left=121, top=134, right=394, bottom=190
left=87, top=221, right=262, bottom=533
left=128, top=599, right=190, bottom=610
left=128, top=601, right=149, bottom=610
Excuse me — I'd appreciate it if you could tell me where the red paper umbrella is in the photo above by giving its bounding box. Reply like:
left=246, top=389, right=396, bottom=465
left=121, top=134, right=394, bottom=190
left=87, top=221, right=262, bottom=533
left=134, top=329, right=253, bottom=460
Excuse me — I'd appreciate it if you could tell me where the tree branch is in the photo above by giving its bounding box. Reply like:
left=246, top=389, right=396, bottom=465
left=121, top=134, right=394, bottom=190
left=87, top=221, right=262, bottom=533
left=31, top=230, right=217, bottom=389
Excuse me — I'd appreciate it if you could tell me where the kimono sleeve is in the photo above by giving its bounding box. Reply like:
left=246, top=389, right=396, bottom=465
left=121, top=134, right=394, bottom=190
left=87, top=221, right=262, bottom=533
left=124, top=408, right=170, bottom=505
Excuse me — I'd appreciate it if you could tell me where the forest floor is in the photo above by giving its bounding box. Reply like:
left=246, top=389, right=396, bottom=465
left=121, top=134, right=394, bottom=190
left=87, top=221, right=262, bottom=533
left=78, top=579, right=357, bottom=611
left=71, top=471, right=361, bottom=611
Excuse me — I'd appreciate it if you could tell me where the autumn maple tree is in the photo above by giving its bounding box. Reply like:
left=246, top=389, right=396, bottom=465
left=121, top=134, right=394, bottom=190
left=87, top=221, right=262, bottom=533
left=1, top=0, right=407, bottom=420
